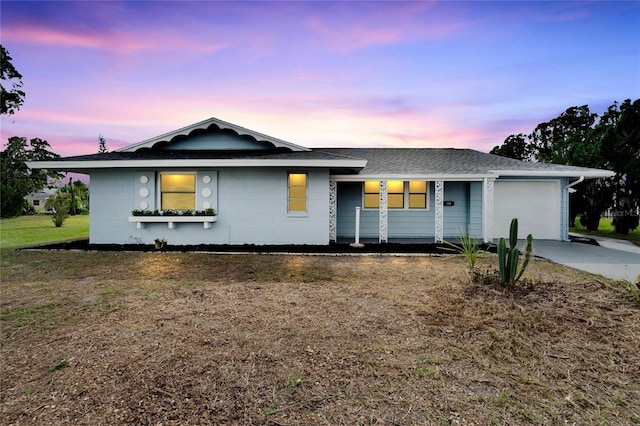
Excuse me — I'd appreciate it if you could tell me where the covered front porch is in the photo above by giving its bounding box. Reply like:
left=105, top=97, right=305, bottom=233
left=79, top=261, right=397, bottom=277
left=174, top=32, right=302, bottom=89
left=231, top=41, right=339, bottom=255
left=328, top=178, right=496, bottom=244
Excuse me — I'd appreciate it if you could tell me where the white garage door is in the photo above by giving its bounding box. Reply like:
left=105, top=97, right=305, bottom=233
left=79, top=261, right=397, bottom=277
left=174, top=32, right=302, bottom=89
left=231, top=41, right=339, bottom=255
left=493, top=180, right=560, bottom=240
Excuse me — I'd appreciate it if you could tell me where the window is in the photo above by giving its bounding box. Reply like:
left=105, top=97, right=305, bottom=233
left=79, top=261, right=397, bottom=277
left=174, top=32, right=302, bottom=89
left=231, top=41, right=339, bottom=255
left=408, top=181, right=428, bottom=209
left=160, top=173, right=195, bottom=210
left=33, top=200, right=40, bottom=206
left=288, top=172, right=307, bottom=213
left=387, top=180, right=404, bottom=209
left=363, top=181, right=380, bottom=208
left=363, top=180, right=429, bottom=209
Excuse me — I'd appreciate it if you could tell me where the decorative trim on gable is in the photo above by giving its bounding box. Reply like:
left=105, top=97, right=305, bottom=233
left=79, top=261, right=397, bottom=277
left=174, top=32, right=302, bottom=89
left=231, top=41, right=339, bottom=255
left=117, top=117, right=310, bottom=153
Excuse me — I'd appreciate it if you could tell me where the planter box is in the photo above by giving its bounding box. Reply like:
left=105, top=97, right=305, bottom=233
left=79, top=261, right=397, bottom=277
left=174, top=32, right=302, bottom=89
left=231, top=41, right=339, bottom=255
left=128, top=216, right=217, bottom=229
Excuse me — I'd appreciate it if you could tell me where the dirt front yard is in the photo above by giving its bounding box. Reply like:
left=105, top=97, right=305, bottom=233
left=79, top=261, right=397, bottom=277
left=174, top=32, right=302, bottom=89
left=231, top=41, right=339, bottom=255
left=1, top=251, right=638, bottom=425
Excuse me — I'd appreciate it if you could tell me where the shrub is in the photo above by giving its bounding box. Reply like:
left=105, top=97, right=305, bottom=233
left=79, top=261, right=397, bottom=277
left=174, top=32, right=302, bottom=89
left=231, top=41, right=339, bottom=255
left=22, top=202, right=37, bottom=216
left=612, top=215, right=639, bottom=235
left=50, top=196, right=70, bottom=227
left=442, top=226, right=484, bottom=276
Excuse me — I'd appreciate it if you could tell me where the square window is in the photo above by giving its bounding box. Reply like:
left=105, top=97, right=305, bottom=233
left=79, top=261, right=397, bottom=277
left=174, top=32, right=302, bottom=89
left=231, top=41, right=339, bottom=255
left=160, top=173, right=195, bottom=210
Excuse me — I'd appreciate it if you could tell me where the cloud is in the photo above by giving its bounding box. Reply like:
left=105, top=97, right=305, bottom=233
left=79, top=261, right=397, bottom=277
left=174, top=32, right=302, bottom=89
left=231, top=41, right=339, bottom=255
left=2, top=23, right=226, bottom=56
left=304, top=1, right=469, bottom=53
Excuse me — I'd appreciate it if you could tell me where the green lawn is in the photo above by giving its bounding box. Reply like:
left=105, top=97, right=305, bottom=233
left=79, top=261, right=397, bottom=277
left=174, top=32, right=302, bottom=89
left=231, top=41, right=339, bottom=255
left=0, top=214, right=89, bottom=250
left=570, top=217, right=640, bottom=246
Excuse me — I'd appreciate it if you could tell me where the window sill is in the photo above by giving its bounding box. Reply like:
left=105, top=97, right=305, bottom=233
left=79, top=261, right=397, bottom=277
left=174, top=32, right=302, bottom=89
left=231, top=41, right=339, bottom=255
left=128, top=216, right=217, bottom=229
left=287, top=212, right=309, bottom=218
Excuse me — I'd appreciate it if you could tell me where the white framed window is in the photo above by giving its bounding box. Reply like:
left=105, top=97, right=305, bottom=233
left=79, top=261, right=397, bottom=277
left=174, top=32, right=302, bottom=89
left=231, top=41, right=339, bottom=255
left=363, top=181, right=429, bottom=210
left=288, top=172, right=307, bottom=213
left=159, top=173, right=196, bottom=210
left=363, top=181, right=380, bottom=209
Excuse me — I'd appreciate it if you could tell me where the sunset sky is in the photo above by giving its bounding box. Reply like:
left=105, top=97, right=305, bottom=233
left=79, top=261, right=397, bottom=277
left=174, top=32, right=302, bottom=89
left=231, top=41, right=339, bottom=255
left=1, top=1, right=638, bottom=157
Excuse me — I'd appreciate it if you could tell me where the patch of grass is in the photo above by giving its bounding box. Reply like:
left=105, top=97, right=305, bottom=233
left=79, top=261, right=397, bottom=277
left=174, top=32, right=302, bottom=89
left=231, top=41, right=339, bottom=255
left=1, top=303, right=59, bottom=329
left=287, top=373, right=304, bottom=388
left=608, top=280, right=640, bottom=307
left=0, top=215, right=89, bottom=250
left=411, top=356, right=439, bottom=378
left=571, top=217, right=640, bottom=246
left=612, top=397, right=625, bottom=406
left=264, top=402, right=277, bottom=415
left=48, top=360, right=68, bottom=372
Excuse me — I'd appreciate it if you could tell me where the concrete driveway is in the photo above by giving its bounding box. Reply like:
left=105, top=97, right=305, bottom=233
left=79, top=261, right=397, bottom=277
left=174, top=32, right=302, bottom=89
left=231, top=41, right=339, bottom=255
left=533, top=235, right=640, bottom=282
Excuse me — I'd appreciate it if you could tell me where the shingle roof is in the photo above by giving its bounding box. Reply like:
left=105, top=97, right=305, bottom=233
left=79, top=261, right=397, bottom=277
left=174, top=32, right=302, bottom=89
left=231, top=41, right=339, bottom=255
left=317, top=148, right=612, bottom=177
left=30, top=147, right=613, bottom=178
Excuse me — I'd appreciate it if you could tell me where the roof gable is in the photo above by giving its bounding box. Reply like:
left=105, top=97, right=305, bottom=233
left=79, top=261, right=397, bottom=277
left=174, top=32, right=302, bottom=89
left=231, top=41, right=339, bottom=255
left=117, top=117, right=310, bottom=152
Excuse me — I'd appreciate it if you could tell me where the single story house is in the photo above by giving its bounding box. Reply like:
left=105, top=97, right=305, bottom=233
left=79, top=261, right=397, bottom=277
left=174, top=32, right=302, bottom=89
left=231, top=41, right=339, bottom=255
left=24, top=188, right=57, bottom=211
left=28, top=117, right=614, bottom=246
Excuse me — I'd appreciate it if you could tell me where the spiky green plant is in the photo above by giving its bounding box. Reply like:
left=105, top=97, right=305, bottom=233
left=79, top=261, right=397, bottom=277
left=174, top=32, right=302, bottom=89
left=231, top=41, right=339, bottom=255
left=497, top=218, right=533, bottom=285
left=442, top=225, right=483, bottom=273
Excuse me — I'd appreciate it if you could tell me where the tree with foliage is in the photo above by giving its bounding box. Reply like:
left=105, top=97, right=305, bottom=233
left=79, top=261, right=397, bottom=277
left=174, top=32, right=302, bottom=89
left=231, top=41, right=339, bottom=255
left=601, top=99, right=640, bottom=233
left=46, top=191, right=70, bottom=227
left=98, top=134, right=108, bottom=153
left=0, top=45, right=25, bottom=116
left=0, top=137, right=63, bottom=217
left=490, top=100, right=638, bottom=232
left=57, top=178, right=89, bottom=214
left=490, top=134, right=530, bottom=161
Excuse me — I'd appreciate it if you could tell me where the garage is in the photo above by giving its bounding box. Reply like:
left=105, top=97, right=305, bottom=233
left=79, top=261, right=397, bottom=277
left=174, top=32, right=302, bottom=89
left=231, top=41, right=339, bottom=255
left=493, top=180, right=561, bottom=240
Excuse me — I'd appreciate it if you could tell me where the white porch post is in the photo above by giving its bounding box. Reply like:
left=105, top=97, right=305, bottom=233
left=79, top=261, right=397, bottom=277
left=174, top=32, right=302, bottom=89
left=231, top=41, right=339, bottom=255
left=434, top=180, right=444, bottom=243
left=482, top=177, right=495, bottom=243
left=379, top=180, right=388, bottom=243
left=329, top=180, right=337, bottom=242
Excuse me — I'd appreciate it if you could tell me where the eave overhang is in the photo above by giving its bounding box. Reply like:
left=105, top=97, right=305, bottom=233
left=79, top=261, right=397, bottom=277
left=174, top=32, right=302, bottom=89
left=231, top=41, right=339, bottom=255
left=332, top=169, right=615, bottom=181
left=489, top=169, right=615, bottom=178
left=331, top=174, right=497, bottom=181
left=27, top=158, right=368, bottom=172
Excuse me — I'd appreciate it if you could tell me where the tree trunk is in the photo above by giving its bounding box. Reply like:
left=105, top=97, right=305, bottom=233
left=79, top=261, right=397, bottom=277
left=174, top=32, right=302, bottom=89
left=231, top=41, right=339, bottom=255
left=69, top=177, right=77, bottom=215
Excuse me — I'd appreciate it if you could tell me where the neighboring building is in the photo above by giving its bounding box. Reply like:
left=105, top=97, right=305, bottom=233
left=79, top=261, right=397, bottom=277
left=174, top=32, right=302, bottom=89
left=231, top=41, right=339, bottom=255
left=27, top=117, right=614, bottom=246
left=24, top=188, right=57, bottom=212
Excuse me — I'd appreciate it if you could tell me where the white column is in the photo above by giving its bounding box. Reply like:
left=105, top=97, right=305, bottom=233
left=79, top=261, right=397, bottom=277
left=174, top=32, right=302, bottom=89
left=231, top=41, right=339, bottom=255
left=434, top=180, right=444, bottom=243
left=354, top=207, right=361, bottom=245
left=329, top=180, right=337, bottom=242
left=482, top=178, right=495, bottom=243
left=379, top=180, right=388, bottom=243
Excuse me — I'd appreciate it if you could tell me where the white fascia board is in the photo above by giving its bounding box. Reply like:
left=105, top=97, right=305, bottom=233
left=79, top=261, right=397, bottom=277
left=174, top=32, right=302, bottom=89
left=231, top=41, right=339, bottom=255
left=331, top=174, right=497, bottom=181
left=27, top=159, right=367, bottom=171
left=490, top=169, right=615, bottom=178
left=118, top=117, right=310, bottom=152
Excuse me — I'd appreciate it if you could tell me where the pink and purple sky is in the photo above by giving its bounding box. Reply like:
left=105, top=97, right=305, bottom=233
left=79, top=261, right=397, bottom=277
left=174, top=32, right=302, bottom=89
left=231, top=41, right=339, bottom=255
left=1, top=1, right=639, bottom=157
